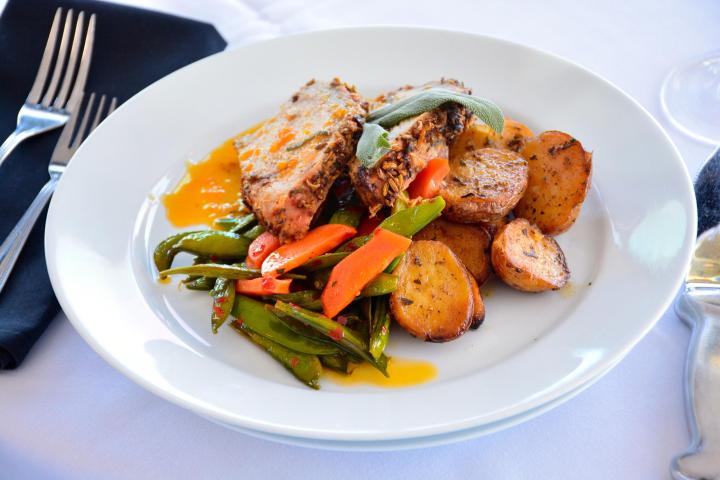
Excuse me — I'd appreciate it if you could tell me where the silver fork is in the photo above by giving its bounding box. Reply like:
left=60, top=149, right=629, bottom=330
left=0, top=92, right=117, bottom=293
left=0, top=8, right=96, bottom=168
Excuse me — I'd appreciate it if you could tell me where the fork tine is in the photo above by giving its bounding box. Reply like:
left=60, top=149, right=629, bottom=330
left=51, top=92, right=85, bottom=161
left=41, top=9, right=74, bottom=107
left=70, top=93, right=97, bottom=150
left=54, top=12, right=85, bottom=109
left=107, top=97, right=118, bottom=116
left=26, top=8, right=63, bottom=104
left=66, top=14, right=95, bottom=111
left=86, top=94, right=107, bottom=140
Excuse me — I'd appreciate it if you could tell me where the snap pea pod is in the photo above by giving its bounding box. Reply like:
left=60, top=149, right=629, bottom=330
left=369, top=297, right=391, bottom=360
left=391, top=191, right=410, bottom=215
left=160, top=263, right=260, bottom=280
left=242, top=224, right=266, bottom=240
left=265, top=291, right=322, bottom=311
left=301, top=252, right=350, bottom=272
left=214, top=213, right=255, bottom=233
left=210, top=278, right=235, bottom=333
left=328, top=207, right=363, bottom=228
left=231, top=296, right=342, bottom=355
left=384, top=253, right=404, bottom=274
left=183, top=276, right=216, bottom=291
left=154, top=231, right=250, bottom=272
left=230, top=322, right=321, bottom=389
left=335, top=196, right=446, bottom=253
left=311, top=269, right=332, bottom=290
left=320, top=354, right=351, bottom=374
left=281, top=272, right=307, bottom=280
left=359, top=273, right=398, bottom=297
left=274, top=301, right=389, bottom=376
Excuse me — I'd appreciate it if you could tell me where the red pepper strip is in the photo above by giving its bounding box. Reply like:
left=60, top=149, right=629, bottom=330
left=245, top=231, right=281, bottom=269
left=321, top=228, right=411, bottom=318
left=236, top=277, right=292, bottom=296
left=407, top=158, right=450, bottom=199
left=356, top=214, right=385, bottom=237
left=262, top=224, right=356, bottom=277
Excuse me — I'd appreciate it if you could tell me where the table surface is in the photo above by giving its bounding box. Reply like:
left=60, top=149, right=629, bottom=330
left=1, top=0, right=718, bottom=478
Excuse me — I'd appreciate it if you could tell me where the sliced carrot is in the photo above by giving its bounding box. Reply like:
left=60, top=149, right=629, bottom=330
left=262, top=224, right=356, bottom=277
left=356, top=213, right=385, bottom=237
left=322, top=228, right=412, bottom=318
left=236, top=277, right=292, bottom=296
left=246, top=231, right=281, bottom=269
left=407, top=158, right=450, bottom=199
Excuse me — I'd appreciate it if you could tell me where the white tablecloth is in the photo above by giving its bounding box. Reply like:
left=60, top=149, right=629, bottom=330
left=1, top=0, right=718, bottom=478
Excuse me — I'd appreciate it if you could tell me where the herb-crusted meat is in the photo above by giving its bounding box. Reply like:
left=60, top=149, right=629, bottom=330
left=349, top=79, right=470, bottom=213
left=236, top=79, right=367, bottom=242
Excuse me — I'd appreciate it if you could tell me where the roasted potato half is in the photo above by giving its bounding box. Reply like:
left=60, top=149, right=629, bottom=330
left=479, top=215, right=510, bottom=238
left=449, top=120, right=491, bottom=158
left=491, top=218, right=569, bottom=292
left=489, top=119, right=534, bottom=152
left=514, top=131, right=592, bottom=235
left=441, top=147, right=529, bottom=223
left=414, top=218, right=492, bottom=284
left=390, top=240, right=474, bottom=342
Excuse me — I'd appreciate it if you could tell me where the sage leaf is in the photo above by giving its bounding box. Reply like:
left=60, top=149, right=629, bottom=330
left=357, top=123, right=392, bottom=167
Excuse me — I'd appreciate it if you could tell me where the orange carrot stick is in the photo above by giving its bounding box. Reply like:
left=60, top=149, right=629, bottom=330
left=246, top=231, right=281, bottom=269
left=407, top=158, right=450, bottom=199
left=321, top=228, right=411, bottom=318
left=236, top=277, right=292, bottom=296
left=262, top=224, right=356, bottom=277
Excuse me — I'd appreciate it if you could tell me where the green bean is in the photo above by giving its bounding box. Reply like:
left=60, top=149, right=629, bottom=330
left=214, top=213, right=255, bottom=233
left=360, top=273, right=398, bottom=297
left=230, top=322, right=321, bottom=389
left=384, top=253, right=404, bottom=274
left=281, top=272, right=307, bottom=280
left=154, top=231, right=250, bottom=272
left=243, top=224, right=266, bottom=240
left=274, top=301, right=388, bottom=376
left=369, top=297, right=390, bottom=360
left=301, top=252, right=350, bottom=272
left=160, top=263, right=259, bottom=280
left=265, top=291, right=322, bottom=311
left=210, top=278, right=235, bottom=333
left=320, top=354, right=351, bottom=374
left=334, top=196, right=446, bottom=253
left=231, top=296, right=342, bottom=355
left=378, top=196, right=445, bottom=237
left=329, top=207, right=363, bottom=228
left=183, top=276, right=216, bottom=291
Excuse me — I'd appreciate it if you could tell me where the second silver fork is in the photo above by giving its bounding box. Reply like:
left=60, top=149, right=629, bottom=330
left=0, top=92, right=117, bottom=293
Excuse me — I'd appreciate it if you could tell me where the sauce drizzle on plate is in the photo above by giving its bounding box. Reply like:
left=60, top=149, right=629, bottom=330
left=325, top=357, right=437, bottom=388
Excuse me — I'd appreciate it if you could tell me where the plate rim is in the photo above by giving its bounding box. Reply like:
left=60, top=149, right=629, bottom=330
left=45, top=25, right=697, bottom=442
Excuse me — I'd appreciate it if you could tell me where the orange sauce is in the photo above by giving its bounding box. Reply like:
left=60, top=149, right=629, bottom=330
left=325, top=357, right=437, bottom=388
left=559, top=281, right=577, bottom=298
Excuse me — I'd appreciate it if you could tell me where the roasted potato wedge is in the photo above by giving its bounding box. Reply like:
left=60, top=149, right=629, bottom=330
left=441, top=147, right=528, bottom=223
left=479, top=215, right=510, bottom=238
left=390, top=240, right=474, bottom=342
left=514, top=131, right=592, bottom=235
left=491, top=218, right=569, bottom=292
left=489, top=119, right=534, bottom=152
left=414, top=218, right=492, bottom=284
left=469, top=275, right=485, bottom=329
left=449, top=120, right=491, bottom=158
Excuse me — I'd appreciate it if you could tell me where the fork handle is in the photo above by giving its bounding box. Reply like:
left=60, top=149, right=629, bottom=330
left=672, top=293, right=720, bottom=480
left=0, top=176, right=59, bottom=294
left=0, top=127, right=38, bottom=169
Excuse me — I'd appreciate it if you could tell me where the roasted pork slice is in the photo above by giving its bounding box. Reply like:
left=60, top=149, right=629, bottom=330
left=348, top=79, right=470, bottom=213
left=236, top=79, right=367, bottom=242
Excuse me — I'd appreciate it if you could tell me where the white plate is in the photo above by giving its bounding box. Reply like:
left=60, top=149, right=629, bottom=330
left=46, top=27, right=695, bottom=445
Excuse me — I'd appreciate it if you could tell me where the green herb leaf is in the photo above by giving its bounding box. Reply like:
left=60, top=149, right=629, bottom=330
left=357, top=88, right=504, bottom=168
left=356, top=123, right=392, bottom=167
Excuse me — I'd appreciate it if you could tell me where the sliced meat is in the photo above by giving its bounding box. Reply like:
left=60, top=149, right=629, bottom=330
left=236, top=79, right=368, bottom=242
left=349, top=79, right=471, bottom=213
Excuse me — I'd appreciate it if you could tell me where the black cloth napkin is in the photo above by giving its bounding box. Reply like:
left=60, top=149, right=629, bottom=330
left=0, top=0, right=226, bottom=369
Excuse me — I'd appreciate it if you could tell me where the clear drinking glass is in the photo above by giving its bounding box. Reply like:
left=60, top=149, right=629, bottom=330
left=661, top=52, right=720, bottom=144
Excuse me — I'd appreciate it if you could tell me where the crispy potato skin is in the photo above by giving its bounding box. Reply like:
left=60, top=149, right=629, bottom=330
left=479, top=215, right=510, bottom=239
left=414, top=218, right=492, bottom=284
left=390, top=240, right=474, bottom=342
left=441, top=148, right=529, bottom=223
left=491, top=218, right=569, bottom=292
left=514, top=131, right=592, bottom=235
left=469, top=275, right=485, bottom=329
left=490, top=119, right=534, bottom=152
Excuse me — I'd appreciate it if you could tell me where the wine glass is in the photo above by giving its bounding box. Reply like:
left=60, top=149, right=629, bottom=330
left=661, top=52, right=720, bottom=144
